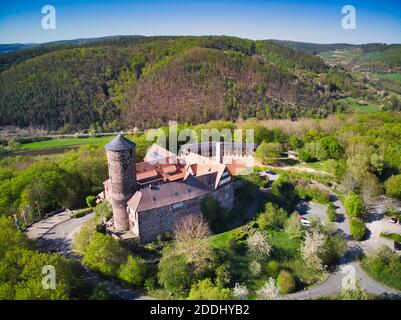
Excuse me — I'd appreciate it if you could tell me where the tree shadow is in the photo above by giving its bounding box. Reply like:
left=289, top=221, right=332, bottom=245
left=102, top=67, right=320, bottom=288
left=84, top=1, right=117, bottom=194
left=296, top=201, right=311, bottom=216
left=36, top=236, right=73, bottom=257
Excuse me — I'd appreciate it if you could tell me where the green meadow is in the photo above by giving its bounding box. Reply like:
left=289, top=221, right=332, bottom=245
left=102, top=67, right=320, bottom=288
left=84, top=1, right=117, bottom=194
left=20, top=136, right=114, bottom=150
left=374, top=73, right=401, bottom=83
left=338, top=97, right=381, bottom=113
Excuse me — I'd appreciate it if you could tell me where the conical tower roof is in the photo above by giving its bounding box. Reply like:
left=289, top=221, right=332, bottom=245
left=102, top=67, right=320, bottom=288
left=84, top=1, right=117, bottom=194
left=105, top=134, right=136, bottom=151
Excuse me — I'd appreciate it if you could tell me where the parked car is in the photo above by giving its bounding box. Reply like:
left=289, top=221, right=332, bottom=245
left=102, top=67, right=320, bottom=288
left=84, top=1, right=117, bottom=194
left=300, top=218, right=311, bottom=227
left=390, top=217, right=398, bottom=224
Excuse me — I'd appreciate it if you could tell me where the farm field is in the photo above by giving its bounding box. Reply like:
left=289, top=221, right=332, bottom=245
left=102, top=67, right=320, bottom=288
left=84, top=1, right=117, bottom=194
left=337, top=97, right=381, bottom=113
left=374, top=73, right=401, bottom=83
left=19, top=136, right=115, bottom=150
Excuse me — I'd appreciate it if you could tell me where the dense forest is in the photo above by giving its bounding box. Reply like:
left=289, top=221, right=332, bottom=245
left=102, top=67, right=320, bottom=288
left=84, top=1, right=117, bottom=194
left=0, top=36, right=365, bottom=132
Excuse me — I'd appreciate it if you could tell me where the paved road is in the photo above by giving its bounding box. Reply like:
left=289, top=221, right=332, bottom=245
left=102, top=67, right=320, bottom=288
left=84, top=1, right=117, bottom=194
left=36, top=212, right=95, bottom=255
left=26, top=210, right=72, bottom=239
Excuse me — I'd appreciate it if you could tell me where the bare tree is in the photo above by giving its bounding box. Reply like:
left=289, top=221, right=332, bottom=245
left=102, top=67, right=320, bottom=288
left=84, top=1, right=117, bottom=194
left=173, top=214, right=211, bottom=243
left=361, top=172, right=382, bottom=206
left=173, top=214, right=212, bottom=271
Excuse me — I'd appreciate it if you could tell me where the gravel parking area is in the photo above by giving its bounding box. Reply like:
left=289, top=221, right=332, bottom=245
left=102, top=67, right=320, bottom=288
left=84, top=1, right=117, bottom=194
left=296, top=200, right=328, bottom=223
left=362, top=217, right=401, bottom=255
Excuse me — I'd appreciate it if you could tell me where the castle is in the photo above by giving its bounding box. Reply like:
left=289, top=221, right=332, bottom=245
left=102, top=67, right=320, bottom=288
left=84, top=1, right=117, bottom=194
left=98, top=134, right=255, bottom=243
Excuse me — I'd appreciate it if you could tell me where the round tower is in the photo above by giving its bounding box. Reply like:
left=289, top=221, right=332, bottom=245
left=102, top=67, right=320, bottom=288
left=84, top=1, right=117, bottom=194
left=105, top=134, right=137, bottom=231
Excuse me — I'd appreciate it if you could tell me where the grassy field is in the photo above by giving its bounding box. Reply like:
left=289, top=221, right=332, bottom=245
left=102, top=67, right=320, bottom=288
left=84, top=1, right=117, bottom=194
left=19, top=136, right=115, bottom=150
left=374, top=73, right=401, bottom=83
left=300, top=159, right=339, bottom=175
left=338, top=97, right=381, bottom=113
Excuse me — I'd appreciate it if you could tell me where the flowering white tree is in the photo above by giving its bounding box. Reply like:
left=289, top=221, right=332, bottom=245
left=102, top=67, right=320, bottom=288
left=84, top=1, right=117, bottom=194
left=300, top=229, right=326, bottom=272
left=247, top=230, right=272, bottom=260
left=249, top=260, right=261, bottom=277
left=233, top=283, right=248, bottom=300
left=257, top=277, right=279, bottom=300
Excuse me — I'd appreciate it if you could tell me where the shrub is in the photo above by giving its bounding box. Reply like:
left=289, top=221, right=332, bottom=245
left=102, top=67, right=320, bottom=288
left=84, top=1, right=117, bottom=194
left=295, top=184, right=330, bottom=204
left=271, top=176, right=298, bottom=212
left=72, top=207, right=92, bottom=218
left=72, top=218, right=98, bottom=255
left=229, top=228, right=249, bottom=241
left=94, top=201, right=112, bottom=221
left=344, top=193, right=363, bottom=218
left=241, top=173, right=269, bottom=189
left=257, top=202, right=288, bottom=229
left=82, top=233, right=125, bottom=276
left=266, top=260, right=280, bottom=279
left=144, top=277, right=156, bottom=292
left=255, top=141, right=282, bottom=165
left=158, top=253, right=192, bottom=296
left=200, top=195, right=228, bottom=232
left=327, top=202, right=337, bottom=222
left=321, top=233, right=347, bottom=267
left=298, top=148, right=315, bottom=162
left=380, top=232, right=401, bottom=244
left=89, top=284, right=114, bottom=300
left=350, top=218, right=366, bottom=241
left=86, top=195, right=96, bottom=208
left=118, top=255, right=148, bottom=287
left=385, top=175, right=401, bottom=200
left=187, top=278, right=233, bottom=300
left=215, top=264, right=231, bottom=288
left=284, top=213, right=303, bottom=239
left=318, top=136, right=343, bottom=160
left=361, top=246, right=401, bottom=291
left=277, top=270, right=296, bottom=294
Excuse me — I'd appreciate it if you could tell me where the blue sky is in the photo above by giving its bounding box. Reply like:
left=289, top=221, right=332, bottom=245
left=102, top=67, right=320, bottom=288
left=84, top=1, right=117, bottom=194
left=0, top=0, right=400, bottom=44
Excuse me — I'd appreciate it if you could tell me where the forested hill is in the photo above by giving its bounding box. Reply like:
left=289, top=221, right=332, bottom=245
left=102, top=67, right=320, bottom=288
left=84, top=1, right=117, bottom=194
left=268, top=40, right=356, bottom=55
left=271, top=40, right=401, bottom=67
left=0, top=36, right=361, bottom=132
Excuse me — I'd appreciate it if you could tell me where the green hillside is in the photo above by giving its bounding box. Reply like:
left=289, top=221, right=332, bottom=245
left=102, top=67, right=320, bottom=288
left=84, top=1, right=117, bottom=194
left=0, top=36, right=363, bottom=131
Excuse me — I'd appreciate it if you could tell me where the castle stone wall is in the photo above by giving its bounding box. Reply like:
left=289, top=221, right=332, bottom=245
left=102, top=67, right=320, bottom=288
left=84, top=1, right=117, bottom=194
left=135, top=182, right=235, bottom=243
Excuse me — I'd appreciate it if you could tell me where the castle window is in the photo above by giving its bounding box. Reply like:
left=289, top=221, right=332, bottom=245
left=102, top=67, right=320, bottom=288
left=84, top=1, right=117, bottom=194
left=172, top=202, right=184, bottom=210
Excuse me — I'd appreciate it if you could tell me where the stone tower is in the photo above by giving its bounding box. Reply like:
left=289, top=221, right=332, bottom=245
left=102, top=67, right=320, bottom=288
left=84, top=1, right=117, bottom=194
left=105, top=134, right=137, bottom=231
